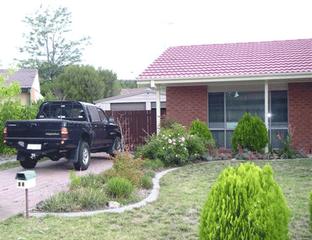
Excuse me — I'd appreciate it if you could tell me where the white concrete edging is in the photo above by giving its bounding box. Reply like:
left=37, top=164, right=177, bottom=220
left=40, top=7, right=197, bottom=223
left=30, top=167, right=178, bottom=218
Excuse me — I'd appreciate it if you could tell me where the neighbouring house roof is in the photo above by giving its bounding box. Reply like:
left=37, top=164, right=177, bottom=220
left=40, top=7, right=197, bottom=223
left=0, top=69, right=38, bottom=89
left=138, top=39, right=312, bottom=81
left=120, top=88, right=149, bottom=96
left=95, top=88, right=165, bottom=104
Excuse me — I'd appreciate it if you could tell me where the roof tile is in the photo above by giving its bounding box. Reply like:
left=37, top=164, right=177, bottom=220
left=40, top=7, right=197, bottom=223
left=138, top=39, right=312, bottom=80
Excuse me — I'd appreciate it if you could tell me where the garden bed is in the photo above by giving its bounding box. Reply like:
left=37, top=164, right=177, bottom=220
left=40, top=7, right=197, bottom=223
left=35, top=153, right=162, bottom=213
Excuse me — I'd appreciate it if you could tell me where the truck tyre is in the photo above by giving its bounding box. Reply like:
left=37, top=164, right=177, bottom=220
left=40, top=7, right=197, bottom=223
left=108, top=136, right=122, bottom=157
left=74, top=141, right=90, bottom=171
left=19, top=157, right=38, bottom=169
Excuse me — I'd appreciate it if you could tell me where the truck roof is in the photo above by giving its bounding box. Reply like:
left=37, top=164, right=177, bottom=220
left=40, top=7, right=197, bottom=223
left=41, top=100, right=96, bottom=106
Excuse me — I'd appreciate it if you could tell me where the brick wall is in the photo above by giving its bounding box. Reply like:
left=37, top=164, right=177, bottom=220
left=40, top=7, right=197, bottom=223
left=288, top=82, right=312, bottom=154
left=166, top=86, right=208, bottom=126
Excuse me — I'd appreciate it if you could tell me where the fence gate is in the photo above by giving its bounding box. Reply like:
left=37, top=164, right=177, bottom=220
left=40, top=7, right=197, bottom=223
left=106, top=110, right=165, bottom=151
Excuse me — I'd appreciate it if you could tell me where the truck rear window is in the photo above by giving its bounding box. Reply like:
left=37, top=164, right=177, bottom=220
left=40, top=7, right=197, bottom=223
left=38, top=102, right=87, bottom=121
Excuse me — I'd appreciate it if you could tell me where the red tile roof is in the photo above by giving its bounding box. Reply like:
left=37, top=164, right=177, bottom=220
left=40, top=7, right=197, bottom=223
left=138, top=39, right=312, bottom=80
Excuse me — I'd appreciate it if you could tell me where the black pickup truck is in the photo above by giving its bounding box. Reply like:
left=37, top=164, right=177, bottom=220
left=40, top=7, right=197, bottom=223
left=3, top=101, right=122, bottom=170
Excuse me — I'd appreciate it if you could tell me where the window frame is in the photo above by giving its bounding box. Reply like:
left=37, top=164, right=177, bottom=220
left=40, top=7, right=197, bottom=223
left=208, top=90, right=288, bottom=148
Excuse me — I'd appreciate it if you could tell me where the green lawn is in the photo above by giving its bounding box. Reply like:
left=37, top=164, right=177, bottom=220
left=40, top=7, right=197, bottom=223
left=0, top=161, right=19, bottom=171
left=1, top=159, right=311, bottom=240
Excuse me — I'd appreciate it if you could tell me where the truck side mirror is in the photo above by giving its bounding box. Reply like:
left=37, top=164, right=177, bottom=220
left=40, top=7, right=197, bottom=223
left=108, top=117, right=115, bottom=124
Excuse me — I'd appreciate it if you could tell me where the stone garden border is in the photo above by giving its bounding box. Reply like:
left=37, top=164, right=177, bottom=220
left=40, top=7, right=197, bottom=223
left=30, top=167, right=178, bottom=218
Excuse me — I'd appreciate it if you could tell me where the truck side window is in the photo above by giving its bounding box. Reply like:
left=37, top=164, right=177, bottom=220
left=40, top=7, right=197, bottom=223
left=87, top=106, right=101, bottom=122
left=98, top=109, right=108, bottom=124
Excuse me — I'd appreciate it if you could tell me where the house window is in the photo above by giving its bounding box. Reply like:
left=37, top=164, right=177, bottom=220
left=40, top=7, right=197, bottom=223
left=209, top=90, right=288, bottom=149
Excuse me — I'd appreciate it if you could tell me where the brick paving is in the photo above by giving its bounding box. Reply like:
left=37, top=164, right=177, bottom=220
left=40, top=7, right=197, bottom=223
left=0, top=153, right=113, bottom=221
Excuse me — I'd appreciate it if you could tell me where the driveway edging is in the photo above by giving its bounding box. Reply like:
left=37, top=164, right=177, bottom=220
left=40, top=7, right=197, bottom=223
left=30, top=167, right=178, bottom=218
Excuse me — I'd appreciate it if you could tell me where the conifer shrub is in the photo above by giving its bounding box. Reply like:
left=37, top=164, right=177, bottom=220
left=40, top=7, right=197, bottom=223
left=232, top=112, right=268, bottom=153
left=199, top=163, right=290, bottom=240
left=189, top=119, right=214, bottom=145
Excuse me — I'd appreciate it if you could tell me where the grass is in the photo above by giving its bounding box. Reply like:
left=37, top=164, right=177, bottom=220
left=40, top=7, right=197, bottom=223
left=0, top=161, right=19, bottom=171
left=0, top=159, right=311, bottom=239
left=0, top=157, right=49, bottom=171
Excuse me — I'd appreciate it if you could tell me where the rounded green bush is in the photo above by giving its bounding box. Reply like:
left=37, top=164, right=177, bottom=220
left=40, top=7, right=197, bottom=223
left=199, top=163, right=290, bottom=240
left=232, top=112, right=268, bottom=152
left=106, top=177, right=134, bottom=198
left=189, top=119, right=214, bottom=144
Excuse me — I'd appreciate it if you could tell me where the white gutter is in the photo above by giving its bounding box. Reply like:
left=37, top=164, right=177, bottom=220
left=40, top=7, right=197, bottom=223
left=137, top=72, right=312, bottom=86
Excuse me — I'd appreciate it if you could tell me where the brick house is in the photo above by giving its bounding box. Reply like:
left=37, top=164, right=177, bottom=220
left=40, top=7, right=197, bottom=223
left=138, top=39, right=312, bottom=153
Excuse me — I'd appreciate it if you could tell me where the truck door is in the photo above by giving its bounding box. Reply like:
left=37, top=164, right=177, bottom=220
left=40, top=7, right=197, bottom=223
left=97, top=108, right=111, bottom=147
left=86, top=106, right=102, bottom=148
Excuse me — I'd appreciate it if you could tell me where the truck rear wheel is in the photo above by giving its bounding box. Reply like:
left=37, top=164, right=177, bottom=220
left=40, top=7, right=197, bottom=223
left=17, top=152, right=38, bottom=169
left=74, top=141, right=90, bottom=171
left=20, top=158, right=38, bottom=169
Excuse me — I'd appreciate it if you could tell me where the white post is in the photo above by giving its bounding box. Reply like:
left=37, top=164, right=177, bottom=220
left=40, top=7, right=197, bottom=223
left=264, top=81, right=269, bottom=153
left=146, top=101, right=152, bottom=111
left=156, top=86, right=161, bottom=134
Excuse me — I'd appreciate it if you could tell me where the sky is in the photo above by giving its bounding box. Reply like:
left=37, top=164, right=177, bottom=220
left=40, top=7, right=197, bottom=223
left=0, top=0, right=311, bottom=80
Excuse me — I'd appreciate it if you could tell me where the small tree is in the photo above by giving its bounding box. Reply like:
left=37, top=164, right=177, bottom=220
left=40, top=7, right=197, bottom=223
left=199, top=163, right=290, bottom=240
left=19, top=6, right=90, bottom=80
left=232, top=113, right=268, bottom=152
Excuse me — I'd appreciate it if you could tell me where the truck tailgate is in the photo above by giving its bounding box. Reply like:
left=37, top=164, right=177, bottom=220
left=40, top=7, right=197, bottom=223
left=6, top=119, right=64, bottom=139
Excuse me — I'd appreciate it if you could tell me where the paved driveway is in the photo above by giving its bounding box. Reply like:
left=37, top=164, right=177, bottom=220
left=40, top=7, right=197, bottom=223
left=0, top=153, right=113, bottom=221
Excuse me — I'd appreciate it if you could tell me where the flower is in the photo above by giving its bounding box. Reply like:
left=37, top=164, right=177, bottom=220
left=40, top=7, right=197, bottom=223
left=168, top=139, right=172, bottom=144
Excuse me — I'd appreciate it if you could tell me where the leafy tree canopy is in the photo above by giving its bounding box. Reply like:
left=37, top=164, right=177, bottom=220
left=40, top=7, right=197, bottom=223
left=51, top=65, right=105, bottom=102
left=18, top=6, right=90, bottom=80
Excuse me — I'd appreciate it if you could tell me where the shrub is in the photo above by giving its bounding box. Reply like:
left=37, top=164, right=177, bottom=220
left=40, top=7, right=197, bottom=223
left=199, top=163, right=290, bottom=240
left=106, top=177, right=134, bottom=198
left=38, top=188, right=107, bottom=212
left=69, top=171, right=105, bottom=190
left=310, top=192, right=312, bottom=232
left=186, top=134, right=207, bottom=160
left=143, top=159, right=164, bottom=170
left=140, top=174, right=153, bottom=189
left=232, top=113, right=268, bottom=153
left=138, top=123, right=191, bottom=166
left=189, top=119, right=214, bottom=144
left=104, top=152, right=144, bottom=186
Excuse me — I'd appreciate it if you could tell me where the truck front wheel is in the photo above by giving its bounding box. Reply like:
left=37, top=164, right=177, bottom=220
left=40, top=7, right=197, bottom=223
left=108, top=136, right=123, bottom=157
left=74, top=141, right=90, bottom=171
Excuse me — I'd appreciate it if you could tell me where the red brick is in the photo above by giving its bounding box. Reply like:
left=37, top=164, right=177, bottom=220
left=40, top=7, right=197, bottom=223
left=166, top=86, right=208, bottom=126
left=288, top=82, right=312, bottom=154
